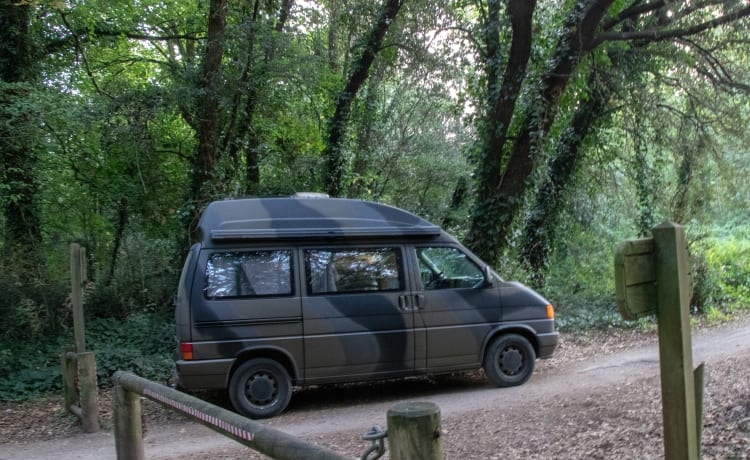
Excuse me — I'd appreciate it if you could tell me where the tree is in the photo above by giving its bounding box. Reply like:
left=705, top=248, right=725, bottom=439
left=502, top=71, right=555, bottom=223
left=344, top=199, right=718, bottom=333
left=0, top=1, right=41, bottom=259
left=324, top=0, right=404, bottom=197
left=466, top=0, right=750, bottom=269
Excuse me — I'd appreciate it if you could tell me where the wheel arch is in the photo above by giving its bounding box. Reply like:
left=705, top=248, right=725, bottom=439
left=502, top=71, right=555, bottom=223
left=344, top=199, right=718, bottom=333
left=228, top=346, right=300, bottom=386
left=481, top=325, right=540, bottom=364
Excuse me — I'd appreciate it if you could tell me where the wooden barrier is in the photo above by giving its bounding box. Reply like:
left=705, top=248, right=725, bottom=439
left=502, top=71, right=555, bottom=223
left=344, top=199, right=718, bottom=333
left=112, top=371, right=351, bottom=460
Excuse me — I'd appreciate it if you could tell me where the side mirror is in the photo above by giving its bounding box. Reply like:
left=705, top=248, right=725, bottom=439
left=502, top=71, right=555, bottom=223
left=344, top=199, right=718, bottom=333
left=475, top=265, right=493, bottom=289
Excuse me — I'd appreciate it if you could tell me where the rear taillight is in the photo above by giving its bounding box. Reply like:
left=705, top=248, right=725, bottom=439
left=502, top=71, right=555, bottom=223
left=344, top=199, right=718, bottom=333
left=180, top=342, right=194, bottom=360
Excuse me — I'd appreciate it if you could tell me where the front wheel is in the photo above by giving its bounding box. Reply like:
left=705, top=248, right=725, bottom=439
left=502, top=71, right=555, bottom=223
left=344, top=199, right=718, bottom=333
left=483, top=334, right=536, bottom=387
left=229, top=358, right=292, bottom=419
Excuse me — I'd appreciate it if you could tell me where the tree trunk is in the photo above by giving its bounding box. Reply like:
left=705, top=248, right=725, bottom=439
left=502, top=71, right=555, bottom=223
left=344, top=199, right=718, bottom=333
left=106, top=197, right=129, bottom=285
left=519, top=70, right=612, bottom=283
left=180, top=0, right=228, bottom=248
left=467, top=0, right=614, bottom=265
left=324, top=0, right=404, bottom=197
left=188, top=0, right=228, bottom=217
left=465, top=0, right=536, bottom=263
left=0, top=1, right=42, bottom=257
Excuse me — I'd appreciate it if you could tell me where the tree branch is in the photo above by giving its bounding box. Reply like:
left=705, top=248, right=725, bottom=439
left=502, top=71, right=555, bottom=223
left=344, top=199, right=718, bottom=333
left=58, top=12, right=113, bottom=99
left=592, top=5, right=750, bottom=48
left=601, top=0, right=665, bottom=31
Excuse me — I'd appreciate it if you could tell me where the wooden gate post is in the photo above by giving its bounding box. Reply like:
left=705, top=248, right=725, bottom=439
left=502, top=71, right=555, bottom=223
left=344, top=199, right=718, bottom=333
left=387, top=401, right=443, bottom=460
left=615, top=222, right=704, bottom=460
left=61, top=350, right=77, bottom=410
left=652, top=222, right=699, bottom=460
left=78, top=351, right=100, bottom=433
left=114, top=383, right=145, bottom=460
left=70, top=243, right=86, bottom=353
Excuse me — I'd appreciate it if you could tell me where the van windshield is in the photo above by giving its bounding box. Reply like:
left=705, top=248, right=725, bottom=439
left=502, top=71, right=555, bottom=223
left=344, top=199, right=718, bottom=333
left=417, top=247, right=484, bottom=289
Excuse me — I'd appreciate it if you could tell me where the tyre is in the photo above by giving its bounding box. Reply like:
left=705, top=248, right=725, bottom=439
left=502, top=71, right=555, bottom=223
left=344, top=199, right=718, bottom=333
left=483, top=334, right=536, bottom=387
left=228, top=358, right=292, bottom=419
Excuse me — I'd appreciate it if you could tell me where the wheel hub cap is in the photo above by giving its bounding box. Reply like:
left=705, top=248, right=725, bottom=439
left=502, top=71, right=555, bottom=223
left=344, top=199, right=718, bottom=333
left=500, top=347, right=523, bottom=375
left=246, top=373, right=276, bottom=405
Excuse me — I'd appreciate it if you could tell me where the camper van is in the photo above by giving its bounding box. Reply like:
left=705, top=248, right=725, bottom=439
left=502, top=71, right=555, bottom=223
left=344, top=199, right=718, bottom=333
left=175, top=195, right=558, bottom=418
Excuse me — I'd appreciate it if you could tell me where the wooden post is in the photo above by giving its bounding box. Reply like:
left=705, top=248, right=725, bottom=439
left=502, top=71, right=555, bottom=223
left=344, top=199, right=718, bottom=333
left=61, top=351, right=77, bottom=410
left=78, top=352, right=100, bottom=433
left=387, top=401, right=443, bottom=460
left=114, top=384, right=145, bottom=460
left=694, top=362, right=705, bottom=453
left=70, top=243, right=86, bottom=353
left=652, top=222, right=698, bottom=460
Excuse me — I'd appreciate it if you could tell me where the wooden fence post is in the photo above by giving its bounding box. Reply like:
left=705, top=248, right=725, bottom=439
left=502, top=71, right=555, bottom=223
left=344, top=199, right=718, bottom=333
left=615, top=222, right=704, bottom=459
left=61, top=350, right=77, bottom=410
left=62, top=243, right=100, bottom=432
left=78, top=351, right=100, bottom=433
left=70, top=243, right=86, bottom=353
left=114, top=383, right=145, bottom=460
left=387, top=401, right=443, bottom=460
left=653, top=223, right=699, bottom=460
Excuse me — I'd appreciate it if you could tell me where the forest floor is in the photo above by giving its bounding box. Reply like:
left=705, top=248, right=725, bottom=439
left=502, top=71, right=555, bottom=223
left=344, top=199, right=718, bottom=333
left=1, top=313, right=749, bottom=459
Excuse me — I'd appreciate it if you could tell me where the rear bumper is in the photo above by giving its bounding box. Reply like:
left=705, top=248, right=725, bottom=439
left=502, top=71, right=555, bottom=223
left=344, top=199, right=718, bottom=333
left=175, top=358, right=234, bottom=389
left=537, top=331, right=559, bottom=359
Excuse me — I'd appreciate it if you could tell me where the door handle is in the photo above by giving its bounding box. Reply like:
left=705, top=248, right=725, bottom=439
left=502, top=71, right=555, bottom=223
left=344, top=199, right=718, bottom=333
left=413, top=294, right=425, bottom=310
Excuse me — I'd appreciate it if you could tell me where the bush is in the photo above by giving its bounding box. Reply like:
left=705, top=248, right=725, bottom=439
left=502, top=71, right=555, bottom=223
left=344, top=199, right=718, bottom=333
left=694, top=230, right=750, bottom=313
left=86, top=233, right=180, bottom=319
left=0, top=312, right=175, bottom=402
left=87, top=313, right=175, bottom=385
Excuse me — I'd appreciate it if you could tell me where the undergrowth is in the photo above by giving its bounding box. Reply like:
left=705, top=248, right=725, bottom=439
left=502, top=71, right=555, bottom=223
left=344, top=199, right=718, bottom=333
left=0, top=313, right=174, bottom=402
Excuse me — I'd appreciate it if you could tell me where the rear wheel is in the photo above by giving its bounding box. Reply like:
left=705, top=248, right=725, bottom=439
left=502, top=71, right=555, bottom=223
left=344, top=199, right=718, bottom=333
left=229, top=358, right=292, bottom=419
left=483, top=334, right=536, bottom=387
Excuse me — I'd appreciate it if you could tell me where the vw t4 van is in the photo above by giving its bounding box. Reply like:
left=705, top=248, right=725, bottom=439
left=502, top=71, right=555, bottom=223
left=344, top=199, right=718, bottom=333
left=175, top=195, right=558, bottom=418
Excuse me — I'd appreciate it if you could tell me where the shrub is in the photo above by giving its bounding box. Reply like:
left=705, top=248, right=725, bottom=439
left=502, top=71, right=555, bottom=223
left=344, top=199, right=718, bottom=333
left=695, top=231, right=750, bottom=313
left=0, top=312, right=175, bottom=402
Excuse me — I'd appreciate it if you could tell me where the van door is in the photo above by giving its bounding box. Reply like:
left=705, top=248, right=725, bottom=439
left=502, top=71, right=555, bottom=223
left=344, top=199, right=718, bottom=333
left=410, top=245, right=502, bottom=372
left=301, top=246, right=416, bottom=383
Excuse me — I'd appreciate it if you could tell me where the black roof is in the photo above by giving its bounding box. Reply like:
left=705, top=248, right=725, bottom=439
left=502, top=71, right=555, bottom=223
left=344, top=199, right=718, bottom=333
left=197, top=196, right=442, bottom=245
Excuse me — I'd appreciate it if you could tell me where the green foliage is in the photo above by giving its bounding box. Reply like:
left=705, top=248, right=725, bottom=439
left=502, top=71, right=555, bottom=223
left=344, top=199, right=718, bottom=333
left=0, top=252, right=69, bottom=341
left=0, top=313, right=175, bottom=402
left=693, top=227, right=750, bottom=313
left=86, top=314, right=175, bottom=385
left=0, top=333, right=68, bottom=402
left=87, top=233, right=180, bottom=318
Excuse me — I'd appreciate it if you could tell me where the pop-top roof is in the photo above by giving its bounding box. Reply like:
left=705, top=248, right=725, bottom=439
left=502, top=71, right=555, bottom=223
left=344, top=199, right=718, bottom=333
left=197, top=196, right=442, bottom=244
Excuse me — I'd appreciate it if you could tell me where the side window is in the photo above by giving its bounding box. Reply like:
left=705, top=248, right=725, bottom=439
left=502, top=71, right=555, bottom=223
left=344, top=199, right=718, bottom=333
left=305, top=248, right=403, bottom=295
left=417, top=247, right=484, bottom=290
left=204, top=250, right=293, bottom=299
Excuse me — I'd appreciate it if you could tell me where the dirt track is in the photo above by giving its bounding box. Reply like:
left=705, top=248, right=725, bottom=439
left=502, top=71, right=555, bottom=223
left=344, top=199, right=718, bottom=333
left=1, top=317, right=749, bottom=459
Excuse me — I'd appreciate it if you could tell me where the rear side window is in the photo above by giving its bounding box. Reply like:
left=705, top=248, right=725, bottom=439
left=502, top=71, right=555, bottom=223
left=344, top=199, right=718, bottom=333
left=205, top=250, right=293, bottom=299
left=305, top=247, right=403, bottom=295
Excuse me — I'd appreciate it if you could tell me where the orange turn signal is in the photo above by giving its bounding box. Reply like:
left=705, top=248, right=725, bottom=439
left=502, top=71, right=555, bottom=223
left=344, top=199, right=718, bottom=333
left=546, top=304, right=555, bottom=319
